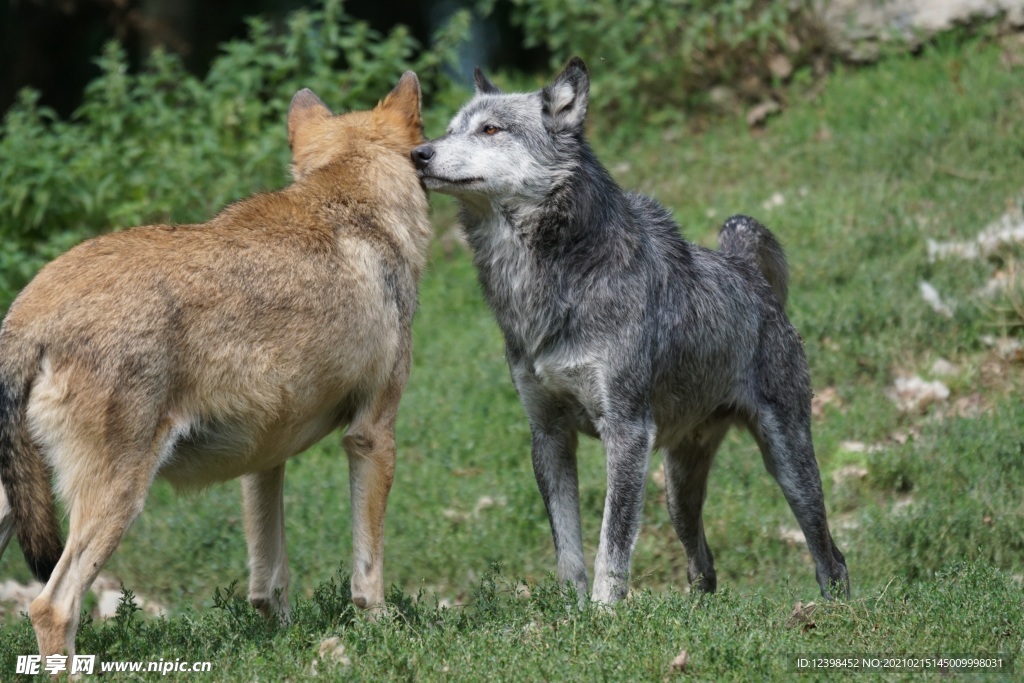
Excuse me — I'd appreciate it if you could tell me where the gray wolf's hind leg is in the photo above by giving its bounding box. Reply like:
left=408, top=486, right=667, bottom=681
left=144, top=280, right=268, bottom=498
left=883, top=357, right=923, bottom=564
left=749, top=408, right=849, bottom=599
left=663, top=422, right=729, bottom=594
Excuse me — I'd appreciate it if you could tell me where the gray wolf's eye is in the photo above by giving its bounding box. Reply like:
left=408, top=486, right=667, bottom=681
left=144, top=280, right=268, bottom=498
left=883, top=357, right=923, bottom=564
left=482, top=125, right=501, bottom=135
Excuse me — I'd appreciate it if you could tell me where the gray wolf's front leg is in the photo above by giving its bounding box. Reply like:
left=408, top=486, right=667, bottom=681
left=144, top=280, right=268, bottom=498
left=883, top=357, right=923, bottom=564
left=514, top=366, right=588, bottom=600
left=530, top=419, right=587, bottom=600
left=593, top=414, right=655, bottom=604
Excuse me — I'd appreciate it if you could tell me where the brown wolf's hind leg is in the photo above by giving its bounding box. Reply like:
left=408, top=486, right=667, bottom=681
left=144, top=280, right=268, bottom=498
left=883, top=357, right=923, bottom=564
left=30, top=446, right=162, bottom=658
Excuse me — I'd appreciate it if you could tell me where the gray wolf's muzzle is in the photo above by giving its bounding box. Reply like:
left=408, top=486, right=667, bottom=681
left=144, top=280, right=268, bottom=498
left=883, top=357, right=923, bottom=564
left=411, top=144, right=434, bottom=171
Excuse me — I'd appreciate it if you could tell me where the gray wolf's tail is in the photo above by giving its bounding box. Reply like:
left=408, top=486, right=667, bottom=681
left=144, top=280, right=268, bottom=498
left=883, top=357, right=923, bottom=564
left=719, top=214, right=789, bottom=309
left=0, top=351, right=63, bottom=582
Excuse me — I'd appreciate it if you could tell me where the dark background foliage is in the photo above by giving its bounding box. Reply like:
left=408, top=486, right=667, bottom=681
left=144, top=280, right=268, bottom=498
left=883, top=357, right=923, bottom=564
left=0, top=0, right=544, bottom=118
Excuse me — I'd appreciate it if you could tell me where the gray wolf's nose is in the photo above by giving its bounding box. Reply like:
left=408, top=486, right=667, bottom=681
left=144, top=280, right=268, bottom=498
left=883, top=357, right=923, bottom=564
left=411, top=144, right=434, bottom=170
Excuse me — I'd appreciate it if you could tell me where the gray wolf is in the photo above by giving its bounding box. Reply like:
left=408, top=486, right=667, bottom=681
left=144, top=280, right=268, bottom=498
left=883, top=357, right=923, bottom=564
left=411, top=58, right=849, bottom=603
left=0, top=72, right=430, bottom=658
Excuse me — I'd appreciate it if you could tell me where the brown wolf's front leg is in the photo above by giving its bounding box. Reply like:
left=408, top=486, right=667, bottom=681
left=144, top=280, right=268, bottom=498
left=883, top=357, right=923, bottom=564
left=241, top=464, right=291, bottom=621
left=343, top=414, right=397, bottom=613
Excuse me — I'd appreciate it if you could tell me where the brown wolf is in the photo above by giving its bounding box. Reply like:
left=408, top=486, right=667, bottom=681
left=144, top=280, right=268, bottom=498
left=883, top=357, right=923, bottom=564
left=0, top=72, right=430, bottom=659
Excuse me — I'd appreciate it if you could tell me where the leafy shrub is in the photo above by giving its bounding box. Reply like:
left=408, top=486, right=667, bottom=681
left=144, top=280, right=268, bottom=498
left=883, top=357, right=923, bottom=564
left=491, top=0, right=826, bottom=129
left=0, top=0, right=470, bottom=311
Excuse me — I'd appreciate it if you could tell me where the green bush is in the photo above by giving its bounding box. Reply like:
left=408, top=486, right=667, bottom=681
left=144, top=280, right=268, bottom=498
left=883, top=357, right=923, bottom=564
left=496, top=0, right=824, bottom=129
left=0, top=0, right=470, bottom=311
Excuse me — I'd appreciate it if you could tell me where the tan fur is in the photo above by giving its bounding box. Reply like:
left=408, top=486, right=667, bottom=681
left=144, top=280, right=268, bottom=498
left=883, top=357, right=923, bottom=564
left=0, top=71, right=429, bottom=659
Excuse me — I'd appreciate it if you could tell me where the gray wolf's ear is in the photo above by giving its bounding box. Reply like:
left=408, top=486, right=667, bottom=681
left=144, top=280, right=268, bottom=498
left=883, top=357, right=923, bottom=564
left=288, top=88, right=331, bottom=149
left=541, top=56, right=589, bottom=133
left=378, top=71, right=423, bottom=131
left=474, top=67, right=501, bottom=95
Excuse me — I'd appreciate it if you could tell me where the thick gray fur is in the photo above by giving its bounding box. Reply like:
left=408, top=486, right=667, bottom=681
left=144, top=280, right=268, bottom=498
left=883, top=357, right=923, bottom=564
left=413, top=57, right=848, bottom=603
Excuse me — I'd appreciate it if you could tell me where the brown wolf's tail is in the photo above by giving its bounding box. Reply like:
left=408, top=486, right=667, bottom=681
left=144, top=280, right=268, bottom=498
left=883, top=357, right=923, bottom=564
left=0, top=352, right=63, bottom=581
left=719, top=214, right=789, bottom=309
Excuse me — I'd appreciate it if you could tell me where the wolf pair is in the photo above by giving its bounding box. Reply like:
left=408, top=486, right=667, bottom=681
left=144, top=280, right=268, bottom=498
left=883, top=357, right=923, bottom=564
left=0, top=60, right=847, bottom=660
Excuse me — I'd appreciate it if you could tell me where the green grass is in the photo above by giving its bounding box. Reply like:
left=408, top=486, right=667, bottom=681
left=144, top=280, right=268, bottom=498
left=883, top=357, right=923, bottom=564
left=1, top=563, right=1020, bottom=680
left=3, top=33, right=1024, bottom=680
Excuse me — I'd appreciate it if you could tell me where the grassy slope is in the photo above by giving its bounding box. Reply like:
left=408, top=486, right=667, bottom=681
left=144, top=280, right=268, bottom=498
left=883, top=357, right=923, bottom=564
left=2, top=34, right=1023, bottom=680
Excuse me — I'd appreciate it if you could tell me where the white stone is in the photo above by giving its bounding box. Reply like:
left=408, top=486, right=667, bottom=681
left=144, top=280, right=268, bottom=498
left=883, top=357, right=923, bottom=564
left=820, top=0, right=1024, bottom=60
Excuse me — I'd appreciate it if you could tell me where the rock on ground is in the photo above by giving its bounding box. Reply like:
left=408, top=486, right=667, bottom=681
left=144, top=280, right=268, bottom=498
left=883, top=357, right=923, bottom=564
left=820, top=0, right=1024, bottom=61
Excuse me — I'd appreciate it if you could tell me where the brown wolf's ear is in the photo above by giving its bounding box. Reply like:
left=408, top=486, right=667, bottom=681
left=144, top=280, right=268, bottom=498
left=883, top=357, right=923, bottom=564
left=378, top=71, right=422, bottom=132
left=288, top=89, right=331, bottom=149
